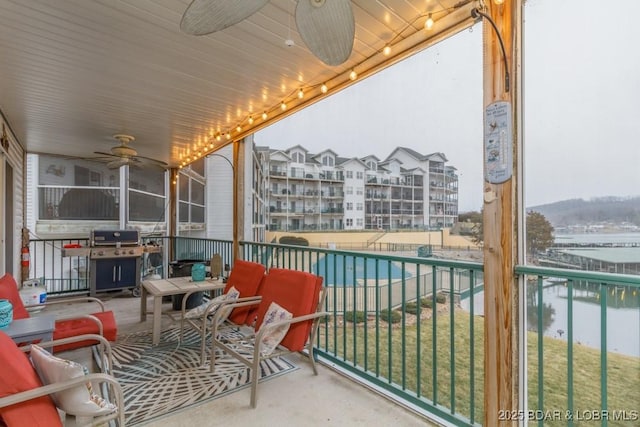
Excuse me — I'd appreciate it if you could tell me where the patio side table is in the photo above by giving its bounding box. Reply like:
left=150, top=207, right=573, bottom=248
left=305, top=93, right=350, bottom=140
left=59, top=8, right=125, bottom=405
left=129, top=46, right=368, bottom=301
left=3, top=314, right=56, bottom=345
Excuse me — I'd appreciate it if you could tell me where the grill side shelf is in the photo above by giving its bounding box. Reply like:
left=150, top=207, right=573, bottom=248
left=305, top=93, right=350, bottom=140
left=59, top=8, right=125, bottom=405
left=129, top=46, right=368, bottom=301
left=61, top=248, right=91, bottom=257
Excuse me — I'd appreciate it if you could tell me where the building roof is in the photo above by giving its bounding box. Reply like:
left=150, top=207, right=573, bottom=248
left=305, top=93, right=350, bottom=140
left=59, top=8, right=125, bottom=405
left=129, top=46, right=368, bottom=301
left=559, top=248, right=640, bottom=264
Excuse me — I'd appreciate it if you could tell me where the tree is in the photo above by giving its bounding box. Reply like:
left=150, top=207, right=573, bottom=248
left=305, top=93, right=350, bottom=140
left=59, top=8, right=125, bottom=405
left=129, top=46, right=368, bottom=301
left=467, top=209, right=554, bottom=257
left=458, top=211, right=482, bottom=223
left=526, top=210, right=555, bottom=255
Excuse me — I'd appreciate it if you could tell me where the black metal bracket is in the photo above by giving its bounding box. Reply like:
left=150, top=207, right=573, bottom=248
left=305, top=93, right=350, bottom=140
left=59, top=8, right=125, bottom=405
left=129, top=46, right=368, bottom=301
left=472, top=7, right=510, bottom=92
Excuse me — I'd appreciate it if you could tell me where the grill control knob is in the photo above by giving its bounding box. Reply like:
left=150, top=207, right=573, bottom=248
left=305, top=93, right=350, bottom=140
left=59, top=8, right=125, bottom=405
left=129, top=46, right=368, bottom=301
left=129, top=249, right=135, bottom=255
left=114, top=250, right=120, bottom=255
left=98, top=250, right=104, bottom=256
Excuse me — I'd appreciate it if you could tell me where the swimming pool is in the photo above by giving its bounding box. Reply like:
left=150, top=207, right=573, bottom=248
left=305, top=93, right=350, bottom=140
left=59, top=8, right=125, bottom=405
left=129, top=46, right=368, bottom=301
left=312, top=253, right=411, bottom=286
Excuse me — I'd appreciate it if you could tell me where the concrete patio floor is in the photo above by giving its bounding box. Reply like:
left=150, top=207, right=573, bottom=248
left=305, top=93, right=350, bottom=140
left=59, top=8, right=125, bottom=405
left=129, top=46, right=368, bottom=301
left=48, top=291, right=437, bottom=426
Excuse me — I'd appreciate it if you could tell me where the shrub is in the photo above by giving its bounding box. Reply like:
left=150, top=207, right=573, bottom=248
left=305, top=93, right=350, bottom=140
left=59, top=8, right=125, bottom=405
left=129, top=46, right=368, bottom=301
left=278, top=236, right=309, bottom=246
left=404, top=301, right=420, bottom=314
left=380, top=309, right=401, bottom=324
left=419, top=298, right=433, bottom=308
left=344, top=310, right=367, bottom=324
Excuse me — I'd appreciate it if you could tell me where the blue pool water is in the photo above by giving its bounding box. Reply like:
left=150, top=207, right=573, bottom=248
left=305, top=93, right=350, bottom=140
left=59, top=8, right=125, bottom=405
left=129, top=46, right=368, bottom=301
left=312, top=254, right=411, bottom=286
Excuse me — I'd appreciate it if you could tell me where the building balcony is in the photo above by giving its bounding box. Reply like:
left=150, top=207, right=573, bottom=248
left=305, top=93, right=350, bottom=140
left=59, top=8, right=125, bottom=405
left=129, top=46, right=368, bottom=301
left=23, top=237, right=640, bottom=427
left=269, top=169, right=287, bottom=177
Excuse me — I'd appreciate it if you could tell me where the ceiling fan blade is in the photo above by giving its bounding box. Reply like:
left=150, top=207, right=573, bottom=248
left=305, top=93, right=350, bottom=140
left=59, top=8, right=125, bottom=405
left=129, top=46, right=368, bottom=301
left=94, top=151, right=118, bottom=158
left=131, top=160, right=167, bottom=172
left=135, top=155, right=168, bottom=168
left=295, top=0, right=355, bottom=66
left=181, top=0, right=270, bottom=35
left=107, top=159, right=129, bottom=169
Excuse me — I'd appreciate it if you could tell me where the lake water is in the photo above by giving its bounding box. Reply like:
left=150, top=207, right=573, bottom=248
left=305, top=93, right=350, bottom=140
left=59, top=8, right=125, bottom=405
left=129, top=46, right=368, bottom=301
left=555, top=232, right=640, bottom=245
left=461, top=283, right=639, bottom=357
left=460, top=233, right=640, bottom=357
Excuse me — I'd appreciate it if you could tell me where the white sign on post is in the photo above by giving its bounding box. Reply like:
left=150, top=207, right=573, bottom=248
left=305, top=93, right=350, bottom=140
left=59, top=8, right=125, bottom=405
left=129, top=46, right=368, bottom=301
left=484, top=101, right=513, bottom=184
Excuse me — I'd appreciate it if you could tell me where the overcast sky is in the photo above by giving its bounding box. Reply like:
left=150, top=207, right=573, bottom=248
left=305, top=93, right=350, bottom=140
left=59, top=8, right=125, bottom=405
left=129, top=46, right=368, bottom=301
left=255, top=0, right=640, bottom=212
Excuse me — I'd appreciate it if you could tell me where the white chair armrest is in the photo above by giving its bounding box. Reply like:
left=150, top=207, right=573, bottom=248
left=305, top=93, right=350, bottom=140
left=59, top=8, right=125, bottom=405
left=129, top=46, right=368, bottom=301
left=29, top=296, right=107, bottom=312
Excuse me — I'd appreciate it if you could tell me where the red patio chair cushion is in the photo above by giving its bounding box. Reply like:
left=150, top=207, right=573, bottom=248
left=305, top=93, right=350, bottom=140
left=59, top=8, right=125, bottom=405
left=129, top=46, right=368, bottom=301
left=0, top=331, right=63, bottom=427
left=223, top=260, right=266, bottom=325
left=0, top=273, right=117, bottom=353
left=0, top=273, right=31, bottom=320
left=254, top=268, right=322, bottom=352
left=52, top=310, right=117, bottom=353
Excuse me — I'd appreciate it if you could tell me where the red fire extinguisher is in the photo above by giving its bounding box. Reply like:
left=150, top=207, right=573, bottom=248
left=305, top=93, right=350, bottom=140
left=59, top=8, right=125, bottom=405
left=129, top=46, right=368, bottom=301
left=21, top=246, right=30, bottom=268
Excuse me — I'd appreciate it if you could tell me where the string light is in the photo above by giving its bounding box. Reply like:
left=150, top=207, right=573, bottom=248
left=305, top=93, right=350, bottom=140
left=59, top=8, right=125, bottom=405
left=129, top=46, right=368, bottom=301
left=425, top=14, right=434, bottom=30
left=179, top=4, right=465, bottom=168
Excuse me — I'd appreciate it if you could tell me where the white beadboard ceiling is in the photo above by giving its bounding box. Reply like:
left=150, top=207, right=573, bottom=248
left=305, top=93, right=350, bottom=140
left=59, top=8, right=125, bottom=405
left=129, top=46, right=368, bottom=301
left=0, top=0, right=477, bottom=167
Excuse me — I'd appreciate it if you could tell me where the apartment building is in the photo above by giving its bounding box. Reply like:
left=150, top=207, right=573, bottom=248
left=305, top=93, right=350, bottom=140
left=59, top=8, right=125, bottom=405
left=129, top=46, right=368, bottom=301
left=262, top=145, right=458, bottom=232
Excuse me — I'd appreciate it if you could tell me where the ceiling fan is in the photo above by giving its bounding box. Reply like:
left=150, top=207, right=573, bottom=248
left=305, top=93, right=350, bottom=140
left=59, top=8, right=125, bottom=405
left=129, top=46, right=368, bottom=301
left=93, top=134, right=168, bottom=171
left=180, top=0, right=355, bottom=66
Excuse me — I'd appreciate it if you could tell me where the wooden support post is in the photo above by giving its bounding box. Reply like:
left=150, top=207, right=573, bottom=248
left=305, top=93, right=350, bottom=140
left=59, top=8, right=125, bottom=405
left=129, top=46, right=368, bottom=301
left=169, top=168, right=178, bottom=263
left=481, top=1, right=520, bottom=425
left=232, top=141, right=240, bottom=262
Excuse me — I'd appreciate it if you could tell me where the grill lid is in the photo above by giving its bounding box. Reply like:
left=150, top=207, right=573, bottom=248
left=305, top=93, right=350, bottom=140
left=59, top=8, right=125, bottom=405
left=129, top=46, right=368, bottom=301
left=91, top=230, right=140, bottom=246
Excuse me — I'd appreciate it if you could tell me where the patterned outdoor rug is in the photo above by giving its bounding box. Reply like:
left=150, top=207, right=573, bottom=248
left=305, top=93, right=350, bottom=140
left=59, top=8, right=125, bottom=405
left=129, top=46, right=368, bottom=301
left=108, top=327, right=297, bottom=426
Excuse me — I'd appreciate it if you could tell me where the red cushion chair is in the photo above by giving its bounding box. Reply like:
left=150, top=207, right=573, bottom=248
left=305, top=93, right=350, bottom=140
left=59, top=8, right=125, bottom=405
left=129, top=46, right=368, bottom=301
left=223, top=260, right=266, bottom=325
left=253, top=268, right=323, bottom=351
left=210, top=268, right=327, bottom=408
left=0, top=273, right=117, bottom=353
left=179, top=260, right=266, bottom=365
left=0, top=331, right=62, bottom=427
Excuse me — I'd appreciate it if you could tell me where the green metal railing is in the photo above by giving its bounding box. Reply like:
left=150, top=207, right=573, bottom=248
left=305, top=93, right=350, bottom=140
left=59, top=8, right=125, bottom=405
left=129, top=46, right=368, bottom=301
left=516, top=265, right=640, bottom=427
left=26, top=236, right=640, bottom=426
left=241, top=240, right=485, bottom=426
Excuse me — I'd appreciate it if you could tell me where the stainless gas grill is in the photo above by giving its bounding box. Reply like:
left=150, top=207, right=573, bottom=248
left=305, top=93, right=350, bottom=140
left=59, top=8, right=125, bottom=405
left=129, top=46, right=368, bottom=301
left=89, top=230, right=143, bottom=296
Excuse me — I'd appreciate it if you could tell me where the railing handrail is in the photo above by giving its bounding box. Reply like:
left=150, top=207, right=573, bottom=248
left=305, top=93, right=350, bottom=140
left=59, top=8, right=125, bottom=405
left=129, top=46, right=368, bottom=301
left=515, top=264, right=640, bottom=287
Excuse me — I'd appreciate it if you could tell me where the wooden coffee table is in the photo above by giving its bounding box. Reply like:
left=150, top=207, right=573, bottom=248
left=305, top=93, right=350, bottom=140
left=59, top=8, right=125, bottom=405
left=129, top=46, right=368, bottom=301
left=140, top=276, right=225, bottom=345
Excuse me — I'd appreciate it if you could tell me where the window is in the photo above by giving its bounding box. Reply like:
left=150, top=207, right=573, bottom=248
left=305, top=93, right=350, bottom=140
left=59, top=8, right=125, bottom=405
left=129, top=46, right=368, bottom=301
left=37, top=155, right=119, bottom=220
left=367, top=161, right=377, bottom=170
left=356, top=187, right=364, bottom=195
left=346, top=186, right=353, bottom=195
left=346, top=171, right=353, bottom=179
left=346, top=218, right=353, bottom=227
left=129, top=167, right=166, bottom=222
left=356, top=218, right=363, bottom=226
left=178, top=166, right=206, bottom=225
left=356, top=171, right=364, bottom=179
left=322, top=155, right=334, bottom=166
left=356, top=203, right=363, bottom=211
left=346, top=202, right=353, bottom=211
left=292, top=152, right=305, bottom=163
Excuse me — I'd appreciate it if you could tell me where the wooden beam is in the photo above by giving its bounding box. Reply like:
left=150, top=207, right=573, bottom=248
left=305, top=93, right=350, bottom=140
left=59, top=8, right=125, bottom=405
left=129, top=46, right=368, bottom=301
left=232, top=141, right=240, bottom=262
left=168, top=168, right=178, bottom=263
left=481, top=1, right=520, bottom=425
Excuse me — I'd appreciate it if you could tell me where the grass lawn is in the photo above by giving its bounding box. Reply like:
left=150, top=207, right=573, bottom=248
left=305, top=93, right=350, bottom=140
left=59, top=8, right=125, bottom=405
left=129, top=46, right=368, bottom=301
left=318, top=307, right=639, bottom=426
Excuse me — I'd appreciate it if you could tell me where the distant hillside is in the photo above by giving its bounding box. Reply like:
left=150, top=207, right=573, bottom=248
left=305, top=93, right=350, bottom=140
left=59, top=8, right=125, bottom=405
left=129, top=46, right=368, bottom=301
left=527, top=196, right=640, bottom=227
